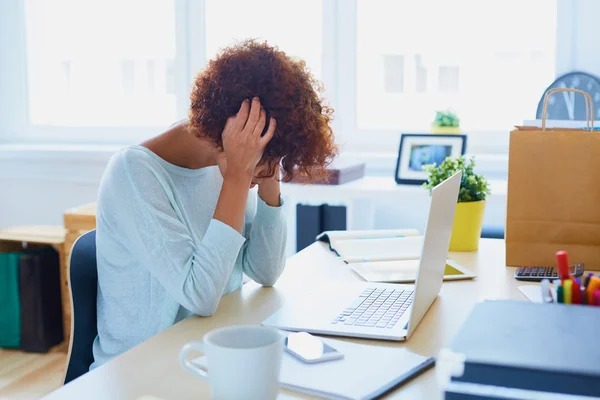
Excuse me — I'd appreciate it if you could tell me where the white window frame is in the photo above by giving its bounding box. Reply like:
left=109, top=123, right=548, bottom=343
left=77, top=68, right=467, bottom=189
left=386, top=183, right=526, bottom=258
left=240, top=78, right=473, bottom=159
left=0, top=0, right=579, bottom=164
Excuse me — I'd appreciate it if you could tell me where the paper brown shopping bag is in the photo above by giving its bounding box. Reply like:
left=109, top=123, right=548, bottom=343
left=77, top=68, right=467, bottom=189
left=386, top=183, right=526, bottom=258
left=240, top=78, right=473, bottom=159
left=506, top=88, right=600, bottom=269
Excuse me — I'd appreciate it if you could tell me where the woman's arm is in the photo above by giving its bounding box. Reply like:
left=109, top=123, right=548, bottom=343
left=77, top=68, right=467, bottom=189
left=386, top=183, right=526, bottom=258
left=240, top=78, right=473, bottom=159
left=101, top=99, right=276, bottom=316
left=241, top=179, right=287, bottom=286
left=103, top=153, right=246, bottom=317
left=257, top=176, right=281, bottom=207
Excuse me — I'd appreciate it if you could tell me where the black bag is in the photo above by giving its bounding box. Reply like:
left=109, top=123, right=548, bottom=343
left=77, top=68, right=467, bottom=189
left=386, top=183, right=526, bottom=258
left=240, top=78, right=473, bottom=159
left=19, top=248, right=64, bottom=352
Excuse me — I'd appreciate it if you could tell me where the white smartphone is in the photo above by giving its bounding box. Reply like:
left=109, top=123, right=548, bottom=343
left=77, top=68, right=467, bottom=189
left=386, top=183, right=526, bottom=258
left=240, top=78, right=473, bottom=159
left=284, top=332, right=344, bottom=364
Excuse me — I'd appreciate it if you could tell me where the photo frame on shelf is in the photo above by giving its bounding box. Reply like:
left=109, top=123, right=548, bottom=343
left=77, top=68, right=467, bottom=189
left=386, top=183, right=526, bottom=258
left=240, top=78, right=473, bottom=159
left=394, top=134, right=467, bottom=185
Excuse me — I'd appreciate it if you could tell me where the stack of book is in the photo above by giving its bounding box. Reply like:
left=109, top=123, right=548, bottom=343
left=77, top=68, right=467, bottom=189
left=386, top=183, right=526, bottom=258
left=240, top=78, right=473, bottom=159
left=439, top=300, right=600, bottom=399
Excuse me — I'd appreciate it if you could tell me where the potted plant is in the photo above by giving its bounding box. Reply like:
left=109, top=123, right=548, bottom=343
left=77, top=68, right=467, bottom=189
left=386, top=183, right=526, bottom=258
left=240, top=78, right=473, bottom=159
left=422, top=155, right=491, bottom=251
left=431, top=110, right=461, bottom=134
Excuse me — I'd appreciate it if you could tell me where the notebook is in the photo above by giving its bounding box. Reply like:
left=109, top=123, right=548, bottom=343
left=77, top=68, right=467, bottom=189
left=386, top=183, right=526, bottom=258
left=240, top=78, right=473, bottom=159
left=192, top=337, right=434, bottom=400
left=440, top=300, right=600, bottom=398
left=517, top=285, right=557, bottom=304
left=317, top=229, right=476, bottom=283
left=316, top=229, right=422, bottom=263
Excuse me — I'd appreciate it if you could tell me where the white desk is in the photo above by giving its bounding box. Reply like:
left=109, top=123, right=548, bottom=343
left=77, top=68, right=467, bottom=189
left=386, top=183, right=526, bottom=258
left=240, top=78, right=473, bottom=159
left=44, top=238, right=531, bottom=400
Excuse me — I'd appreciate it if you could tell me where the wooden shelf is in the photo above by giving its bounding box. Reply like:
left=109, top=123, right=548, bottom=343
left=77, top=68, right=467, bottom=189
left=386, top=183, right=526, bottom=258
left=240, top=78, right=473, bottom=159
left=0, top=226, right=66, bottom=245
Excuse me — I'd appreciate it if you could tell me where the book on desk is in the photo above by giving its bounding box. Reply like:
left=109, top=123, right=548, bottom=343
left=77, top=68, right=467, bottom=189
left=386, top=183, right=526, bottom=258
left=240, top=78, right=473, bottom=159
left=317, top=229, right=477, bottom=283
left=192, top=336, right=434, bottom=400
left=439, top=300, right=600, bottom=399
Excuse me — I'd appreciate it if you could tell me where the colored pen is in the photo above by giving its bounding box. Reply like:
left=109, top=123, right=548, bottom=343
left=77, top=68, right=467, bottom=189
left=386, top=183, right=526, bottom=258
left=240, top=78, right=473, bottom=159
left=584, top=272, right=594, bottom=289
left=572, top=279, right=581, bottom=304
left=556, top=251, right=570, bottom=281
left=564, top=279, right=573, bottom=304
left=557, top=283, right=564, bottom=304
left=552, top=279, right=561, bottom=303
left=587, top=277, right=600, bottom=305
left=594, top=289, right=600, bottom=306
left=540, top=279, right=552, bottom=303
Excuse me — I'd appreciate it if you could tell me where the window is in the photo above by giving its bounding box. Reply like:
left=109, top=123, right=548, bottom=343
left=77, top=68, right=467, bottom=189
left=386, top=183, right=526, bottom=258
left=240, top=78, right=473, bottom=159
left=24, top=0, right=178, bottom=127
left=204, top=0, right=323, bottom=79
left=0, top=0, right=571, bottom=160
left=356, top=0, right=557, bottom=132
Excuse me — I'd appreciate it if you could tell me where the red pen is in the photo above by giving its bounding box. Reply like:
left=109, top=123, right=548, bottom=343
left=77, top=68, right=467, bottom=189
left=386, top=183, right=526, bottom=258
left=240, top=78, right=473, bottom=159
left=593, top=289, right=600, bottom=306
left=572, top=279, right=581, bottom=304
left=556, top=251, right=570, bottom=282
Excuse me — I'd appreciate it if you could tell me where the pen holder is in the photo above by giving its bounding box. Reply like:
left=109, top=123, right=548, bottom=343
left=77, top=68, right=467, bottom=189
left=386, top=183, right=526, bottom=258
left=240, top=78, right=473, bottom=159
left=543, top=274, right=600, bottom=306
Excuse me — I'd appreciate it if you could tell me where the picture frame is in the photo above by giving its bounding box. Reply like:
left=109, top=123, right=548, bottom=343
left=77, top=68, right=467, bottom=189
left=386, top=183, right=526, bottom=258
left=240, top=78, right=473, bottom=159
left=394, top=133, right=467, bottom=185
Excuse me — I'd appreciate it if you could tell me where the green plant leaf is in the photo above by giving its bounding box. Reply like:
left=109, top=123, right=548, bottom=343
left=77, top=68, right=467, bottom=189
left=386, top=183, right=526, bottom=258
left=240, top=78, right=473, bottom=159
left=431, top=109, right=460, bottom=127
left=422, top=155, right=491, bottom=202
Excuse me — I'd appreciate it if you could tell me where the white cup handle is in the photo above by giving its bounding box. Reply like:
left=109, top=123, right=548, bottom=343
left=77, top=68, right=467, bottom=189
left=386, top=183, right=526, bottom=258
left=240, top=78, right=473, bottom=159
left=179, top=341, right=209, bottom=381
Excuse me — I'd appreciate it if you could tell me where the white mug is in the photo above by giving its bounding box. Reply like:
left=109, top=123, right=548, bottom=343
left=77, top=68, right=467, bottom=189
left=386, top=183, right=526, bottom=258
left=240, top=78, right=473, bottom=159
left=179, top=325, right=284, bottom=400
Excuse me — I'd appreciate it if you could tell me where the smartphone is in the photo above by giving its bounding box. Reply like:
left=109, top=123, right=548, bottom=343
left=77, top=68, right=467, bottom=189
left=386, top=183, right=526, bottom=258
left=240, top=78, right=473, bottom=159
left=284, top=332, right=344, bottom=364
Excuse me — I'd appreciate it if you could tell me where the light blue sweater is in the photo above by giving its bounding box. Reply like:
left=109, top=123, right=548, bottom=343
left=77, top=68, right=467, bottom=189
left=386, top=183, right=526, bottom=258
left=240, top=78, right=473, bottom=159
left=91, top=145, right=287, bottom=369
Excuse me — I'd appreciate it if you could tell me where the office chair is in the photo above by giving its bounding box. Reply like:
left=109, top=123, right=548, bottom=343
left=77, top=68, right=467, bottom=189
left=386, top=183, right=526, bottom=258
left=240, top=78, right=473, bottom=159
left=63, top=230, right=98, bottom=384
left=481, top=226, right=505, bottom=239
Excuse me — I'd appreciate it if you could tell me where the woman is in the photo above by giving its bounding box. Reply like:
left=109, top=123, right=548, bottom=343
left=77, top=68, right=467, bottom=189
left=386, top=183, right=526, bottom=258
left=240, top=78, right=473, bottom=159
left=91, top=39, right=337, bottom=368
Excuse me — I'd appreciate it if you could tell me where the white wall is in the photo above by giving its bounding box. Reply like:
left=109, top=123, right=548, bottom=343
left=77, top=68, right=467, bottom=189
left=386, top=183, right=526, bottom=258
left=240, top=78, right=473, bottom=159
left=0, top=146, right=111, bottom=228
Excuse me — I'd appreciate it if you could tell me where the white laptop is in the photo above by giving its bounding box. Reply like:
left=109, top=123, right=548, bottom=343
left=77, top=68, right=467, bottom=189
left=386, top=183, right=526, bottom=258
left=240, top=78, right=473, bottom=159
left=262, top=171, right=461, bottom=341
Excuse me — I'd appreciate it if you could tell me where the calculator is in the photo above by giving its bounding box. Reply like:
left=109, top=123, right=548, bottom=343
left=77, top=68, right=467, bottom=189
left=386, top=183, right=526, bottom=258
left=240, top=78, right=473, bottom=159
left=514, top=264, right=585, bottom=282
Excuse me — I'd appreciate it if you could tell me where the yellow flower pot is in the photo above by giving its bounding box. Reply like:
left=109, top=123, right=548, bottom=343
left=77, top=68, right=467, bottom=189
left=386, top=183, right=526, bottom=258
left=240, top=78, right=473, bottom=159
left=449, top=200, right=486, bottom=252
left=431, top=126, right=461, bottom=135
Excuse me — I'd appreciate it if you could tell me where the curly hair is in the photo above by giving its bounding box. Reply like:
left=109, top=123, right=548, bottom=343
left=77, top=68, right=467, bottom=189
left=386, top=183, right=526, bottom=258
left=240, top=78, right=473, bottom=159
left=188, top=39, right=337, bottom=182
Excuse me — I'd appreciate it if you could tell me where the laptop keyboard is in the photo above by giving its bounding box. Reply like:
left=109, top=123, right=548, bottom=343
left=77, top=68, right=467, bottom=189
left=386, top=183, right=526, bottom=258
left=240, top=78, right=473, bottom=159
left=331, top=288, right=413, bottom=329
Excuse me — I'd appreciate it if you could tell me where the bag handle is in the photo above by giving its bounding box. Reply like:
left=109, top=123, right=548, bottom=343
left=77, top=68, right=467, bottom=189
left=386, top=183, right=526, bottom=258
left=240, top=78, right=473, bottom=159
left=541, top=88, right=594, bottom=131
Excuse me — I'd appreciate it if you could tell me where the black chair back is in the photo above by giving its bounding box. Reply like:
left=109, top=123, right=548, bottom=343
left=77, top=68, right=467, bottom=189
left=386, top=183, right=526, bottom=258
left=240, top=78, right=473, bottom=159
left=64, top=230, right=98, bottom=384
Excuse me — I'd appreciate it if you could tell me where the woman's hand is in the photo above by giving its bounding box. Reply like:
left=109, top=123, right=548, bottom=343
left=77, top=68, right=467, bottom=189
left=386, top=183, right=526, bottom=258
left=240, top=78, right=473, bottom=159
left=213, top=97, right=277, bottom=232
left=221, top=97, right=276, bottom=181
